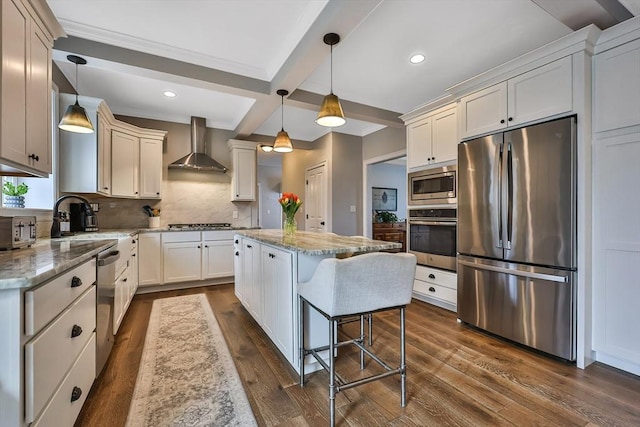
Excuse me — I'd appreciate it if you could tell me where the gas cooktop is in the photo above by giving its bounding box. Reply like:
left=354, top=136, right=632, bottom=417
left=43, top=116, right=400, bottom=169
left=168, top=223, right=232, bottom=230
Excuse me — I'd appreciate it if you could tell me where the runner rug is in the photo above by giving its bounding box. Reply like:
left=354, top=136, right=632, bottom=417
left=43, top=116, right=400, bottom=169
left=126, top=294, right=257, bottom=427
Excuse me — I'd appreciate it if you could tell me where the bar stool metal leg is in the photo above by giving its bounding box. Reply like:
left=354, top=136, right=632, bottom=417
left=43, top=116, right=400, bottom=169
left=359, top=315, right=365, bottom=369
left=329, top=318, right=336, bottom=427
left=299, top=296, right=305, bottom=387
left=400, top=306, right=406, bottom=407
left=368, top=313, right=373, bottom=346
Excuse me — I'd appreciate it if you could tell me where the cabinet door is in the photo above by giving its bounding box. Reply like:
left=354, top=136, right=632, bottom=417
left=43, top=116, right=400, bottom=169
left=0, top=0, right=29, bottom=168
left=26, top=21, right=52, bottom=174
left=261, top=245, right=293, bottom=361
left=594, top=40, right=640, bottom=133
left=202, top=240, right=234, bottom=279
left=507, top=56, right=572, bottom=126
left=97, top=114, right=111, bottom=195
left=130, top=239, right=139, bottom=295
left=233, top=237, right=244, bottom=301
left=242, top=240, right=262, bottom=322
left=431, top=106, right=458, bottom=164
left=593, top=132, right=640, bottom=370
left=459, top=82, right=507, bottom=139
left=163, top=242, right=202, bottom=283
left=406, top=116, right=432, bottom=169
left=139, top=137, right=162, bottom=199
left=139, top=233, right=162, bottom=286
left=111, top=130, right=139, bottom=197
left=232, top=148, right=256, bottom=201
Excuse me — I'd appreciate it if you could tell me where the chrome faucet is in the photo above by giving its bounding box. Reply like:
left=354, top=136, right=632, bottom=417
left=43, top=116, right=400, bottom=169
left=51, top=195, right=94, bottom=238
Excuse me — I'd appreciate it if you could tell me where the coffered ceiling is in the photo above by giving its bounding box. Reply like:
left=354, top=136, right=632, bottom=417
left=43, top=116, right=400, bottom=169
left=47, top=0, right=637, bottom=144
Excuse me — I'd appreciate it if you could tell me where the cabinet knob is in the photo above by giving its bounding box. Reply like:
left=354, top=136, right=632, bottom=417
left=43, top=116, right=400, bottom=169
left=156, top=192, right=160, bottom=195
left=247, top=244, right=252, bottom=249
left=28, top=153, right=39, bottom=161
left=135, top=191, right=139, bottom=194
left=103, top=187, right=109, bottom=190
left=500, top=119, right=505, bottom=124
left=197, top=245, right=201, bottom=249
left=320, top=221, right=325, bottom=226
left=204, top=245, right=208, bottom=248
left=428, top=273, right=436, bottom=279
left=132, top=254, right=136, bottom=257
left=234, top=239, right=239, bottom=244
left=508, top=117, right=513, bottom=122
left=70, top=386, right=82, bottom=402
left=428, top=287, right=436, bottom=293
left=123, top=277, right=128, bottom=282
left=236, top=194, right=239, bottom=197
left=70, top=276, right=83, bottom=288
left=235, top=251, right=239, bottom=256
left=71, top=324, right=83, bottom=338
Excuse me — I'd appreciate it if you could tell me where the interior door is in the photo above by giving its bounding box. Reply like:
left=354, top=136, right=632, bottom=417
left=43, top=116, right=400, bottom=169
left=305, top=163, right=327, bottom=232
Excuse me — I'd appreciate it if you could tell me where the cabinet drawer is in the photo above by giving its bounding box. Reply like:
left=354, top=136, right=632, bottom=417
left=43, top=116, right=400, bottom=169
left=25, top=259, right=96, bottom=336
left=415, top=266, right=456, bottom=290
left=25, top=286, right=96, bottom=422
left=413, top=279, right=457, bottom=305
left=162, top=231, right=201, bottom=243
left=202, top=230, right=236, bottom=241
left=32, top=334, right=96, bottom=427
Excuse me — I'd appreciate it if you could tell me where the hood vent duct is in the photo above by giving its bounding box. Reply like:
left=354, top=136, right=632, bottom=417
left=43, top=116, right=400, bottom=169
left=169, top=117, right=228, bottom=172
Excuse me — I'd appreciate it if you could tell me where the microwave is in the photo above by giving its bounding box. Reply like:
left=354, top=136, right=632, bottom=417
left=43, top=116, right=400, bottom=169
left=408, top=165, right=456, bottom=206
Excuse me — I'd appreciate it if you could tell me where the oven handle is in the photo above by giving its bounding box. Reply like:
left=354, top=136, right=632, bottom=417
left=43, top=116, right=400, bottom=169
left=98, top=250, right=120, bottom=266
left=409, top=220, right=456, bottom=226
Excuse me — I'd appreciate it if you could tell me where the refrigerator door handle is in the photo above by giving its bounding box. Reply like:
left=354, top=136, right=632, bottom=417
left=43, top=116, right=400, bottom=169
left=458, top=260, right=569, bottom=283
left=506, top=142, right=513, bottom=250
left=496, top=143, right=503, bottom=248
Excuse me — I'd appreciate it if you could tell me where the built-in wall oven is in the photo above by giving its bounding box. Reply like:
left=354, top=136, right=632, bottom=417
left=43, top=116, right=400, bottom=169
left=408, top=165, right=456, bottom=206
left=408, top=208, right=457, bottom=271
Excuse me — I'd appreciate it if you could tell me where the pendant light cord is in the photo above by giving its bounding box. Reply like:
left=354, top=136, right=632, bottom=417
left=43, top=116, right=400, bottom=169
left=75, top=62, right=79, bottom=103
left=330, top=44, right=334, bottom=95
left=281, top=94, right=284, bottom=131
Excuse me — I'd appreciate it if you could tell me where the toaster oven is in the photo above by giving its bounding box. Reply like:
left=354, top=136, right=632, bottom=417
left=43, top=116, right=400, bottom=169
left=0, top=216, right=37, bottom=250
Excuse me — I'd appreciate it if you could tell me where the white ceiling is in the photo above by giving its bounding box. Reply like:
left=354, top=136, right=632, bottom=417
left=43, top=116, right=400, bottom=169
left=47, top=0, right=637, bottom=144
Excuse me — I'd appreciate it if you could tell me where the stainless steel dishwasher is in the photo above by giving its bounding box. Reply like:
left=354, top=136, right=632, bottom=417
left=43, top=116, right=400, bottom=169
left=96, top=246, right=120, bottom=375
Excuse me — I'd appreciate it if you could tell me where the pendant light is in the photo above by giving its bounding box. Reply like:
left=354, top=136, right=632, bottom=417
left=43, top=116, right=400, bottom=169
left=316, top=33, right=346, bottom=127
left=58, top=55, right=94, bottom=134
left=273, top=89, right=293, bottom=153
left=259, top=144, right=274, bottom=152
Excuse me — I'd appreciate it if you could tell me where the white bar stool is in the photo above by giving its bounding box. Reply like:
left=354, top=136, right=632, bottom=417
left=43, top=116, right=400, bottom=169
left=298, top=252, right=417, bottom=426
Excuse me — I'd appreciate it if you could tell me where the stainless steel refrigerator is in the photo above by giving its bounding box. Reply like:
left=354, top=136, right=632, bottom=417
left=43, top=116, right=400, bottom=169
left=457, top=116, right=577, bottom=360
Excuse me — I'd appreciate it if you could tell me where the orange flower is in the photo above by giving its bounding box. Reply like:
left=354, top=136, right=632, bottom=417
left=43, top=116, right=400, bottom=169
left=279, top=192, right=302, bottom=218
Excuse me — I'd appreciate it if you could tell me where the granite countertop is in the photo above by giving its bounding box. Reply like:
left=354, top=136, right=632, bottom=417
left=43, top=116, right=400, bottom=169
left=0, top=239, right=118, bottom=290
left=236, top=229, right=401, bottom=256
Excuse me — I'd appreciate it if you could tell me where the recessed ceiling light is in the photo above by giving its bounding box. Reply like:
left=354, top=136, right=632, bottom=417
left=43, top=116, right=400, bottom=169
left=163, top=91, right=176, bottom=97
left=410, top=54, right=425, bottom=64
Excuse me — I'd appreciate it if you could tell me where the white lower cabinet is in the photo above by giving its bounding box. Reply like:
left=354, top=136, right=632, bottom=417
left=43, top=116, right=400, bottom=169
left=242, top=239, right=262, bottom=322
left=233, top=236, right=244, bottom=302
left=261, top=245, right=293, bottom=360
left=32, top=335, right=96, bottom=427
left=163, top=241, right=202, bottom=283
left=202, top=231, right=234, bottom=279
left=138, top=232, right=162, bottom=286
left=412, top=265, right=457, bottom=312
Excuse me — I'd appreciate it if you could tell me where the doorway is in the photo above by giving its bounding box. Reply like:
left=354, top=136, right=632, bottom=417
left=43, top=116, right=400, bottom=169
left=362, top=150, right=407, bottom=237
left=305, top=161, right=328, bottom=232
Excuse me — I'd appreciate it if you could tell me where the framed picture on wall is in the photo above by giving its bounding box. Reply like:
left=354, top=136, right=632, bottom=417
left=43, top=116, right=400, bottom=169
left=372, top=187, right=397, bottom=211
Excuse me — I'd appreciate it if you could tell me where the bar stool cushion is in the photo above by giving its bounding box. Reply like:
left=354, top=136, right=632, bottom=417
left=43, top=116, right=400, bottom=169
left=298, top=252, right=417, bottom=317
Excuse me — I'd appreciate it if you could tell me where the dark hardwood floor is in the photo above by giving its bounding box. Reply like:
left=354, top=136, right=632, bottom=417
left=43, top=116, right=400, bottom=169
left=76, top=284, right=640, bottom=426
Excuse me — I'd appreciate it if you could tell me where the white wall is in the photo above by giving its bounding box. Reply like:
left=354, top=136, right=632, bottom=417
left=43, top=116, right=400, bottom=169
left=369, top=162, right=407, bottom=220
left=258, top=164, right=282, bottom=229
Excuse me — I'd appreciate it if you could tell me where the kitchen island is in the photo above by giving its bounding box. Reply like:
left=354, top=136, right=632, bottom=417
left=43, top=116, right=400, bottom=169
left=234, top=230, right=401, bottom=373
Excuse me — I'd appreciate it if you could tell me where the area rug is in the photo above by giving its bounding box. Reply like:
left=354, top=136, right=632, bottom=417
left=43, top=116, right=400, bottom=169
left=126, top=294, right=257, bottom=427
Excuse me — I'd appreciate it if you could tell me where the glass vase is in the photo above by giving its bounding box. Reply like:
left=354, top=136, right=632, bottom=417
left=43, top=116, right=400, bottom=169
left=284, top=216, right=297, bottom=236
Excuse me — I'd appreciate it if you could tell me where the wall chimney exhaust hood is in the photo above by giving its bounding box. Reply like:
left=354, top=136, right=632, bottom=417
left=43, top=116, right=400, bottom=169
left=169, top=117, right=227, bottom=172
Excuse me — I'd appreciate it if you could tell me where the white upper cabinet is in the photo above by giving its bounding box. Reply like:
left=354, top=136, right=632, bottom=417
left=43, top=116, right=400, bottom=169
left=139, top=138, right=163, bottom=199
left=59, top=97, right=166, bottom=198
left=97, top=113, right=112, bottom=195
left=227, top=139, right=256, bottom=201
left=594, top=39, right=640, bottom=133
left=0, top=0, right=61, bottom=176
left=111, top=130, right=140, bottom=198
left=406, top=103, right=458, bottom=170
left=459, top=56, right=573, bottom=139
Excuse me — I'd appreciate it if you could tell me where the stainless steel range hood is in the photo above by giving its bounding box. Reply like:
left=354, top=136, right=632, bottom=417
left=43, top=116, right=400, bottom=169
left=169, top=117, right=227, bottom=172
